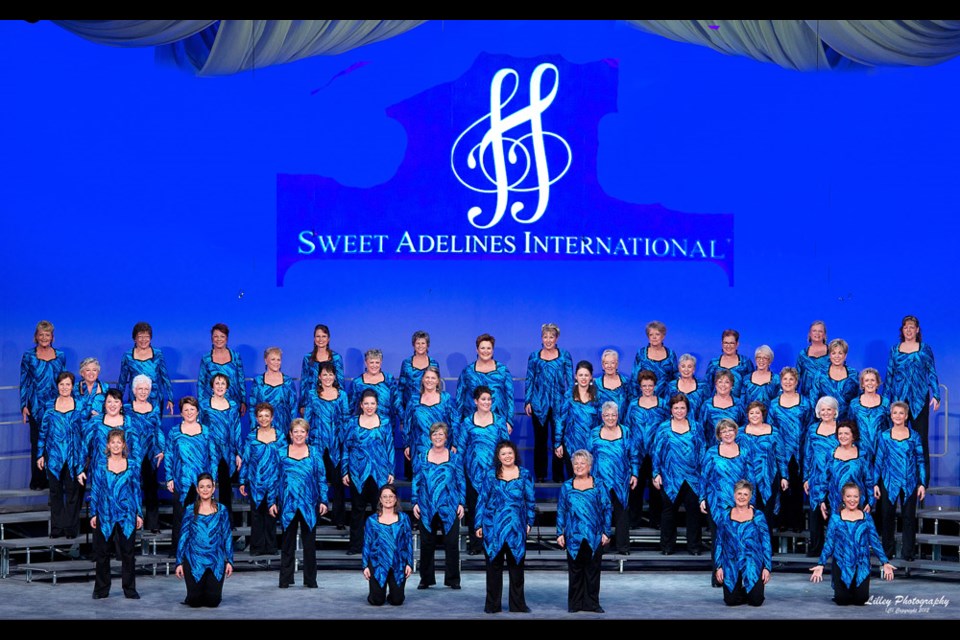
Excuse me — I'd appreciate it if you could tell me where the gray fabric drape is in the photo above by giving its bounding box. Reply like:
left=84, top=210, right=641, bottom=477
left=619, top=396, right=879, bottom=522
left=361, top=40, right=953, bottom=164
left=52, top=20, right=216, bottom=46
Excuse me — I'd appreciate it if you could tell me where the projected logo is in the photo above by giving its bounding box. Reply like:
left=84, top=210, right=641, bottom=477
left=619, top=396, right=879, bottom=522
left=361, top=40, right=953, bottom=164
left=451, top=63, right=571, bottom=230
left=277, top=53, right=734, bottom=285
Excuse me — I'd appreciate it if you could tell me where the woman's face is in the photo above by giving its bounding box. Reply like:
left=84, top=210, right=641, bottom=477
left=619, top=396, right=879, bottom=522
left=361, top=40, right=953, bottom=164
left=647, top=328, right=664, bottom=347
left=36, top=329, right=53, bottom=348
left=380, top=489, right=398, bottom=511
left=497, top=445, right=516, bottom=467
left=212, top=376, right=228, bottom=398
left=842, top=487, right=861, bottom=511
left=476, top=340, right=494, bottom=362
left=413, top=337, right=428, bottom=356
left=430, top=428, right=447, bottom=448
left=265, top=352, right=282, bottom=372
left=639, top=378, right=656, bottom=398
left=211, top=329, right=228, bottom=349
left=134, top=331, right=152, bottom=349
left=81, top=365, right=99, bottom=384
left=476, top=392, right=493, bottom=412
left=862, top=373, right=878, bottom=393
left=256, top=409, right=273, bottom=429
left=572, top=456, right=591, bottom=478
left=107, top=436, right=125, bottom=457
left=601, top=355, right=618, bottom=376
left=133, top=383, right=150, bottom=402
left=541, top=330, right=557, bottom=350
left=721, top=335, right=738, bottom=355
left=748, top=406, right=763, bottom=425
left=602, top=407, right=618, bottom=428
left=365, top=357, right=382, bottom=376
left=830, top=347, right=846, bottom=367
left=809, top=324, right=825, bottom=344
left=671, top=402, right=688, bottom=421
left=290, top=425, right=308, bottom=445
left=902, top=320, right=918, bottom=342
left=891, top=405, right=908, bottom=426
left=755, top=353, right=771, bottom=371
left=678, top=359, right=695, bottom=379
left=576, top=367, right=592, bottom=388
left=819, top=405, right=837, bottom=422
left=715, top=376, right=732, bottom=396
left=320, top=369, right=336, bottom=389
left=314, top=328, right=329, bottom=349
left=57, top=377, right=73, bottom=398
left=422, top=370, right=439, bottom=392
left=718, top=426, right=737, bottom=444
left=734, top=487, right=751, bottom=508
left=181, top=404, right=199, bottom=422
left=781, top=373, right=797, bottom=393
left=197, top=478, right=215, bottom=501
left=361, top=396, right=378, bottom=416
left=837, top=426, right=853, bottom=446
left=104, top=395, right=122, bottom=416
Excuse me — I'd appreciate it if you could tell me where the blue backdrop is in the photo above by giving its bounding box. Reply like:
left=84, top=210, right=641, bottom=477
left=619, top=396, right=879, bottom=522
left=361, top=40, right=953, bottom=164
left=1, top=20, right=957, bottom=497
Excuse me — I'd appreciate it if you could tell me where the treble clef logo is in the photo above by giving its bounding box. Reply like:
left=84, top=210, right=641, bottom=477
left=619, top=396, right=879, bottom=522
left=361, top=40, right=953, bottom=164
left=451, top=62, right=572, bottom=230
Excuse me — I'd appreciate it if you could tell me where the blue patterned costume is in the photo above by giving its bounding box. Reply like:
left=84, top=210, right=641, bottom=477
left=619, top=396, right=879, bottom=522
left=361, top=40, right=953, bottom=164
left=239, top=428, right=285, bottom=509
left=802, top=423, right=837, bottom=500
left=557, top=479, right=612, bottom=559
left=556, top=395, right=601, bottom=458
left=200, top=400, right=242, bottom=475
left=714, top=508, right=772, bottom=592
left=624, top=399, right=668, bottom=463
left=411, top=449, right=466, bottom=533
left=303, top=389, right=350, bottom=464
left=632, top=346, right=678, bottom=397
left=81, top=415, right=141, bottom=476
left=89, top=459, right=142, bottom=539
left=278, top=445, right=328, bottom=529
left=475, top=468, right=536, bottom=560
left=164, top=425, right=217, bottom=502
left=595, top=374, right=633, bottom=421
left=403, top=391, right=458, bottom=461
left=739, top=429, right=780, bottom=514
left=349, top=373, right=402, bottom=426
left=342, top=418, right=396, bottom=489
left=769, top=396, right=812, bottom=477
left=590, top=425, right=639, bottom=509
left=397, top=356, right=440, bottom=415
left=704, top=355, right=754, bottom=398
left=198, top=349, right=246, bottom=408
left=249, top=374, right=297, bottom=433
left=125, top=403, right=164, bottom=466
left=455, top=362, right=515, bottom=424
left=743, top=372, right=781, bottom=408
left=698, top=398, right=746, bottom=443
left=524, top=348, right=573, bottom=422
left=664, top=379, right=706, bottom=417
left=75, top=379, right=109, bottom=421
left=39, top=401, right=82, bottom=477
left=885, top=343, right=940, bottom=420
left=363, top=513, right=414, bottom=587
left=298, top=351, right=345, bottom=409
left=874, top=430, right=926, bottom=503
left=700, top=440, right=758, bottom=517
left=796, top=349, right=829, bottom=402
left=456, top=416, right=511, bottom=489
left=117, top=348, right=173, bottom=407
left=20, top=348, right=66, bottom=425
left=817, top=448, right=876, bottom=511
left=177, top=504, right=234, bottom=580
left=848, top=396, right=890, bottom=463
left=812, top=366, right=860, bottom=421
left=650, top=420, right=705, bottom=501
left=818, top=513, right=889, bottom=587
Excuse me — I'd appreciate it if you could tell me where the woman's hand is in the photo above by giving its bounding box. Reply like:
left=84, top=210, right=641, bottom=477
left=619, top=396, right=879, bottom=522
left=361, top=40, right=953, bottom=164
left=601, top=534, right=609, bottom=546
left=404, top=447, right=411, bottom=461
left=166, top=400, right=175, bottom=416
left=554, top=446, right=564, bottom=459
left=556, top=534, right=565, bottom=548
left=781, top=478, right=789, bottom=491
left=268, top=504, right=278, bottom=517
left=715, top=568, right=724, bottom=584
left=318, top=503, right=328, bottom=516
left=21, top=407, right=30, bottom=423
left=36, top=457, right=44, bottom=471
left=699, top=500, right=708, bottom=515
left=456, top=504, right=465, bottom=519
left=225, top=563, right=233, bottom=578
left=405, top=565, right=413, bottom=578
left=342, top=475, right=350, bottom=487
left=363, top=567, right=371, bottom=580
left=524, top=403, right=532, bottom=417
left=166, top=480, right=175, bottom=492
left=388, top=474, right=394, bottom=484
left=175, top=565, right=184, bottom=579
left=629, top=475, right=638, bottom=490
left=475, top=528, right=483, bottom=539
left=803, top=481, right=809, bottom=495
left=761, top=568, right=771, bottom=584
left=809, top=565, right=823, bottom=583
left=881, top=563, right=896, bottom=580
left=652, top=475, right=662, bottom=490
left=136, top=516, right=143, bottom=530
left=931, top=397, right=941, bottom=411
left=412, top=504, right=421, bottom=520
left=154, top=452, right=164, bottom=467
left=918, top=485, right=926, bottom=501
left=90, top=516, right=98, bottom=529
left=239, top=485, right=247, bottom=498
left=820, top=503, right=828, bottom=519
left=235, top=455, right=243, bottom=471
left=874, top=485, right=881, bottom=500
left=77, top=472, right=87, bottom=487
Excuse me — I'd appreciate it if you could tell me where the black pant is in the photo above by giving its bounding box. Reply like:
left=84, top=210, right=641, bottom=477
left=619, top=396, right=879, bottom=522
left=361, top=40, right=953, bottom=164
left=567, top=542, right=602, bottom=612
left=807, top=497, right=827, bottom=558
left=611, top=491, right=630, bottom=554
left=418, top=513, right=460, bottom=587
left=780, top=457, right=805, bottom=531
left=250, top=497, right=278, bottom=555
left=485, top=545, right=526, bottom=613
left=29, top=414, right=47, bottom=490
left=182, top=560, right=224, bottom=607
left=832, top=560, right=870, bottom=605
left=141, top=457, right=160, bottom=531
left=171, top=487, right=198, bottom=555
left=466, top=478, right=482, bottom=553
left=47, top=462, right=81, bottom=537
left=324, top=450, right=346, bottom=528
left=914, top=401, right=932, bottom=487
left=630, top=455, right=662, bottom=528
left=280, top=509, right=317, bottom=587
left=755, top=476, right=779, bottom=551
left=722, top=576, right=765, bottom=606
left=532, top=410, right=564, bottom=482
left=660, top=482, right=702, bottom=554
left=93, top=523, right=137, bottom=597
left=879, top=480, right=919, bottom=560
left=368, top=569, right=405, bottom=606
left=349, top=477, right=380, bottom=553
left=217, top=459, right=237, bottom=517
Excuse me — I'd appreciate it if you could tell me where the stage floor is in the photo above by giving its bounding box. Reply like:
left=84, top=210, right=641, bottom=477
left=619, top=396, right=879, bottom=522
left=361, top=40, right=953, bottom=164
left=1, top=567, right=958, bottom=621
